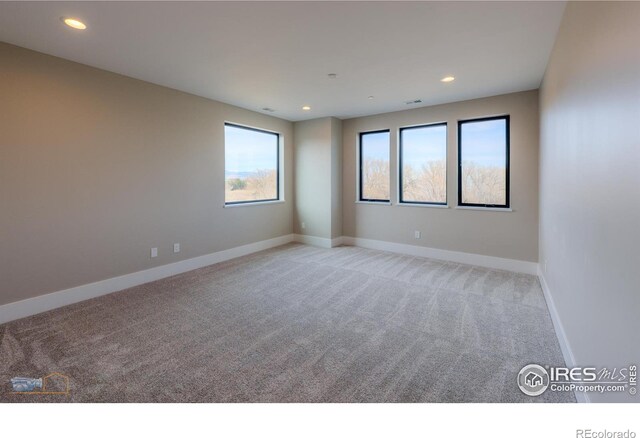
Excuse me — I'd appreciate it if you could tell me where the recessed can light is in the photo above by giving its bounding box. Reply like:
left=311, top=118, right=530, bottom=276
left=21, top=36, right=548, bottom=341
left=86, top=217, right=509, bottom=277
left=368, top=96, right=374, bottom=100
left=62, top=17, right=87, bottom=30
left=302, top=106, right=311, bottom=111
left=441, top=76, right=455, bottom=83
left=328, top=73, right=337, bottom=79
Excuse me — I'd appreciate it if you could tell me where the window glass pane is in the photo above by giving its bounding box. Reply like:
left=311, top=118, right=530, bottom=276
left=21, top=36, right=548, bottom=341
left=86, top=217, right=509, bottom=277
left=360, top=131, right=390, bottom=201
left=459, top=118, right=508, bottom=206
left=225, top=124, right=279, bottom=204
left=400, top=124, right=447, bottom=204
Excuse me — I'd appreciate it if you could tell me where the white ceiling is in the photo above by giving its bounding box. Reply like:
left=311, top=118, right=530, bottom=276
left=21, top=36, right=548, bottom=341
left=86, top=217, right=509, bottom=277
left=0, top=1, right=566, bottom=121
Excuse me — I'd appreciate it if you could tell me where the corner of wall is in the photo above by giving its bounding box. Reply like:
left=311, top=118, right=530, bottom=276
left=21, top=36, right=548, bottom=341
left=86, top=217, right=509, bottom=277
left=293, top=117, right=343, bottom=241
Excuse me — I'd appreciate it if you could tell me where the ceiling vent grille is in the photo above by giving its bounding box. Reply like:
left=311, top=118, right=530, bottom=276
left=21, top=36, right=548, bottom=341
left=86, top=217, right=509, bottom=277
left=405, top=99, right=423, bottom=105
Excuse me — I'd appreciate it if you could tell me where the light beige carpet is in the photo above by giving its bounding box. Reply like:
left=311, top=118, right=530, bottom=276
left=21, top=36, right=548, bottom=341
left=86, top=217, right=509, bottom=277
left=0, top=243, right=574, bottom=402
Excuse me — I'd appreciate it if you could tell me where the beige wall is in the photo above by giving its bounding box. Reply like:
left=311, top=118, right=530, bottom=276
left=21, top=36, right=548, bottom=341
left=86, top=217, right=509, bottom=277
left=330, top=117, right=343, bottom=239
left=539, top=2, right=640, bottom=402
left=0, top=42, right=293, bottom=306
left=293, top=118, right=332, bottom=238
left=342, top=90, right=539, bottom=262
left=293, top=117, right=342, bottom=239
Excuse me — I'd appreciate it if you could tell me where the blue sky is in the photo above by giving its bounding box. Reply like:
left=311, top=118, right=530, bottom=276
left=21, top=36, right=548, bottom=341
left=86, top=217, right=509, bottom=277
left=363, top=120, right=505, bottom=168
left=225, top=125, right=278, bottom=173
left=225, top=118, right=505, bottom=175
left=402, top=124, right=447, bottom=168
left=361, top=131, right=390, bottom=161
left=460, top=119, right=507, bottom=167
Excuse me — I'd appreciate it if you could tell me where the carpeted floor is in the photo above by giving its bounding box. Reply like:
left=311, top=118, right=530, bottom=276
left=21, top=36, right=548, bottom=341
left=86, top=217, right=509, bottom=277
left=0, top=243, right=574, bottom=402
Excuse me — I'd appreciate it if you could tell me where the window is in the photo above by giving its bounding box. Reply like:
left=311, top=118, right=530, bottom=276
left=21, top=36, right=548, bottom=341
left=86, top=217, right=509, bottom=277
left=399, top=123, right=447, bottom=205
left=359, top=130, right=390, bottom=202
left=458, top=115, right=510, bottom=208
left=225, top=123, right=280, bottom=205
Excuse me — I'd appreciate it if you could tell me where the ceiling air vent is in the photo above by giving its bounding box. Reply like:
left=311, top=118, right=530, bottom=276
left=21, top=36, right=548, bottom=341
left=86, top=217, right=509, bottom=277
left=262, top=107, right=276, bottom=113
left=405, top=99, right=423, bottom=105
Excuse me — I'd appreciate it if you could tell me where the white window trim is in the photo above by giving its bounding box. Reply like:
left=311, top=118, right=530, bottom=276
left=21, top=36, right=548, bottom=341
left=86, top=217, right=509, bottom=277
left=224, top=199, right=286, bottom=208
left=355, top=200, right=392, bottom=206
left=455, top=206, right=513, bottom=212
left=397, top=203, right=449, bottom=209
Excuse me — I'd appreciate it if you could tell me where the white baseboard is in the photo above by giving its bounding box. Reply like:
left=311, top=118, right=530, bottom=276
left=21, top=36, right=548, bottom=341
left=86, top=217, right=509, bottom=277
left=537, top=268, right=589, bottom=403
left=3, top=233, right=531, bottom=324
left=294, top=234, right=342, bottom=248
left=341, top=236, right=538, bottom=275
left=1, top=231, right=584, bottom=403
left=0, top=234, right=295, bottom=325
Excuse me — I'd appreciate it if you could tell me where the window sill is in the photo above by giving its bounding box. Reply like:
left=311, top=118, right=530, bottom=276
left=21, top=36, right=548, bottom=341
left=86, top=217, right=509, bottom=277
left=397, top=203, right=449, bottom=209
left=455, top=206, right=513, bottom=212
left=355, top=201, right=392, bottom=206
left=224, top=200, right=285, bottom=208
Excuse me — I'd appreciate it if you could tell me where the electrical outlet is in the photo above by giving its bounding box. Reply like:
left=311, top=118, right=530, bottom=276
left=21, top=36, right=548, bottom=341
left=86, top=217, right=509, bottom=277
left=173, top=243, right=180, bottom=253
left=301, top=222, right=306, bottom=229
left=414, top=231, right=421, bottom=239
left=151, top=247, right=158, bottom=258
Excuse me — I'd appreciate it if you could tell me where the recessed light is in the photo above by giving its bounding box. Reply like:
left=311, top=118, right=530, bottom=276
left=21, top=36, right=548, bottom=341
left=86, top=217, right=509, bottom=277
left=302, top=106, right=311, bottom=111
left=368, top=96, right=374, bottom=100
left=62, top=17, right=87, bottom=30
left=441, top=76, right=455, bottom=83
left=328, top=73, right=337, bottom=79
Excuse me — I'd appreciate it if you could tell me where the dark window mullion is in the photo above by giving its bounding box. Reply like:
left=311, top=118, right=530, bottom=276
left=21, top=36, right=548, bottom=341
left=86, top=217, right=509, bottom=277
left=399, top=122, right=448, bottom=205
left=457, top=115, right=510, bottom=209
left=224, top=123, right=280, bottom=205
left=359, top=130, right=390, bottom=203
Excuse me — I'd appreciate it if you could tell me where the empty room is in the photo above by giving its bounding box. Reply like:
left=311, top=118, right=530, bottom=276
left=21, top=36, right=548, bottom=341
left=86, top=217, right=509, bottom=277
left=1, top=0, right=638, bottom=434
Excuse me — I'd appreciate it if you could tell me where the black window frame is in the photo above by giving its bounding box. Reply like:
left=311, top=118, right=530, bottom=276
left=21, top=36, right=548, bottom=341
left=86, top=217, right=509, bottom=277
left=398, top=122, right=448, bottom=206
left=358, top=129, right=391, bottom=203
left=457, top=115, right=510, bottom=209
left=224, top=122, right=281, bottom=206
